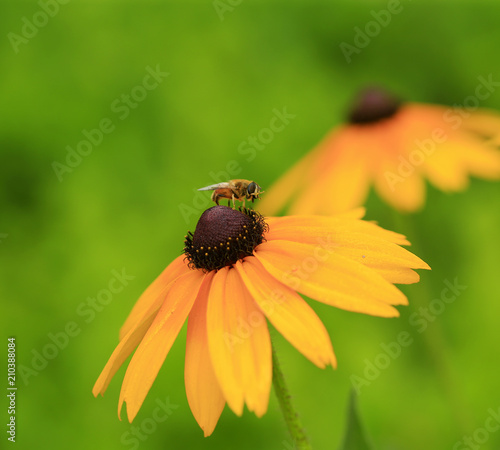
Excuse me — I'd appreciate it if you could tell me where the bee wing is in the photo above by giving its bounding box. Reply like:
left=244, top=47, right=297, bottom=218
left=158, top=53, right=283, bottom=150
left=197, top=182, right=231, bottom=191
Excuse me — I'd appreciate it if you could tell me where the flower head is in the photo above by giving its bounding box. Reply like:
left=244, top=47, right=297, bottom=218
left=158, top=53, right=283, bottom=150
left=260, top=87, right=500, bottom=214
left=93, top=206, right=429, bottom=436
left=184, top=206, right=268, bottom=272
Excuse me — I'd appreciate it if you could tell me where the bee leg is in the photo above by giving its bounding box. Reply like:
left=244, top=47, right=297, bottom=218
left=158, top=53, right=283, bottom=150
left=227, top=200, right=231, bottom=207
left=231, top=195, right=236, bottom=209
left=211, top=191, right=217, bottom=205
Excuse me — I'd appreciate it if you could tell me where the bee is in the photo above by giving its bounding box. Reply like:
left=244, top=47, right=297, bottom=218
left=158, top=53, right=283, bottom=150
left=198, top=179, right=263, bottom=208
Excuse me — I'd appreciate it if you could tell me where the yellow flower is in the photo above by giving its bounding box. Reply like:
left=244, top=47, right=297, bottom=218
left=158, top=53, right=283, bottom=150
left=93, top=205, right=429, bottom=436
left=260, top=87, right=500, bottom=214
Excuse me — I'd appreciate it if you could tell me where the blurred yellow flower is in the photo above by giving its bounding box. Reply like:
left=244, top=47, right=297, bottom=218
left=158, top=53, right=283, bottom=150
left=260, top=87, right=500, bottom=214
left=93, top=205, right=429, bottom=436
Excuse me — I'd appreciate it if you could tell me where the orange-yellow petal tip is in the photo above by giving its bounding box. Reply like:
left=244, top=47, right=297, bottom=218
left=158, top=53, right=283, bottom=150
left=398, top=294, right=409, bottom=306
left=92, top=385, right=102, bottom=398
left=421, top=261, right=431, bottom=271
left=120, top=398, right=140, bottom=423
left=202, top=427, right=214, bottom=438
left=117, top=400, right=124, bottom=421
left=326, top=351, right=337, bottom=370
left=388, top=308, right=401, bottom=318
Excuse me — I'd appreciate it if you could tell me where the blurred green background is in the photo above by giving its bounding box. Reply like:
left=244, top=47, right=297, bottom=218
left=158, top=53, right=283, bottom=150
left=2, top=1, right=500, bottom=449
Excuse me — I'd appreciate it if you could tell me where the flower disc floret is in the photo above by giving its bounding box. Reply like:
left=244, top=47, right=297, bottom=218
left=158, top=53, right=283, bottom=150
left=184, top=206, right=268, bottom=272
left=348, top=87, right=401, bottom=124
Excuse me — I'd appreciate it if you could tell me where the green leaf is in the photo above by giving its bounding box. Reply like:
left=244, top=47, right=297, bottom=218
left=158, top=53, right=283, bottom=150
left=338, top=390, right=374, bottom=450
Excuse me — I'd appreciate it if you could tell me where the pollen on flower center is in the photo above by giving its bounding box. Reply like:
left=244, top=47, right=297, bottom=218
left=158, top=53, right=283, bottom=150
left=183, top=206, right=268, bottom=272
left=348, top=87, right=401, bottom=124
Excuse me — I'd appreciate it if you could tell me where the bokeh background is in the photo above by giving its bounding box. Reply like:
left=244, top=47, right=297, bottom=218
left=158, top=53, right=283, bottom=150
left=2, top=1, right=500, bottom=449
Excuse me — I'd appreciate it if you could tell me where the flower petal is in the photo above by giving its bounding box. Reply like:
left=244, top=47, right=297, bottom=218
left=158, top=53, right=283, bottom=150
left=185, top=272, right=225, bottom=437
left=463, top=109, right=500, bottom=137
left=264, top=223, right=429, bottom=285
left=422, top=144, right=469, bottom=191
left=289, top=129, right=372, bottom=215
left=206, top=267, right=272, bottom=417
left=119, top=256, right=189, bottom=340
left=255, top=240, right=406, bottom=317
left=234, top=258, right=336, bottom=369
left=367, top=266, right=421, bottom=284
left=94, top=259, right=193, bottom=397
left=450, top=134, right=500, bottom=180
left=93, top=308, right=158, bottom=397
left=265, top=215, right=410, bottom=246
left=373, top=157, right=426, bottom=212
left=118, top=269, right=206, bottom=422
left=259, top=146, right=321, bottom=216
left=318, top=155, right=371, bottom=214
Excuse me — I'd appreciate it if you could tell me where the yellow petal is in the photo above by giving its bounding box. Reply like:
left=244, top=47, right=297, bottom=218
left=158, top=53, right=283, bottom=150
left=206, top=267, right=272, bottom=417
left=285, top=128, right=361, bottom=215
left=265, top=215, right=410, bottom=246
left=451, top=134, right=500, bottom=180
left=119, top=269, right=206, bottom=422
left=264, top=223, right=429, bottom=285
left=255, top=240, right=406, bottom=317
left=185, top=272, right=225, bottom=437
left=286, top=175, right=330, bottom=215
left=234, top=258, right=336, bottom=368
left=463, top=109, right=500, bottom=136
left=420, top=132, right=500, bottom=191
left=264, top=213, right=430, bottom=281
left=373, top=156, right=426, bottom=212
left=318, top=155, right=371, bottom=214
left=93, top=308, right=159, bottom=397
left=422, top=144, right=469, bottom=191
left=334, top=240, right=429, bottom=276
left=292, top=129, right=372, bottom=215
left=119, top=256, right=189, bottom=340
left=368, top=266, right=421, bottom=284
left=259, top=145, right=322, bottom=216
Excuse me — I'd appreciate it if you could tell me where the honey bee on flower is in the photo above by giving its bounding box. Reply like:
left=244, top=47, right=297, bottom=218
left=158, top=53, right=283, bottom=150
left=198, top=179, right=263, bottom=208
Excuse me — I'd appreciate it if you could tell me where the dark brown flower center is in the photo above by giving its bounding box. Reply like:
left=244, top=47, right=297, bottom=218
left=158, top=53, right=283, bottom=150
left=183, top=206, right=268, bottom=272
left=348, top=87, right=401, bottom=124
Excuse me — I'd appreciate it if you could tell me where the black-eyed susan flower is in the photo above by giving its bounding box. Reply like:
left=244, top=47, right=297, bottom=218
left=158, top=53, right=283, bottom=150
left=93, top=205, right=429, bottom=436
left=260, top=87, right=500, bottom=214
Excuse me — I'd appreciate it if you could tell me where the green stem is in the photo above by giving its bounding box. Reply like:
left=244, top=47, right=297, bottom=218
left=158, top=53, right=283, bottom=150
left=272, top=343, right=312, bottom=450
